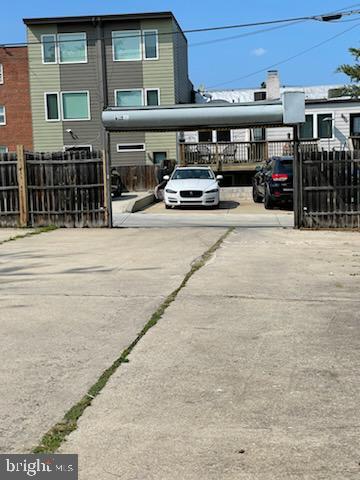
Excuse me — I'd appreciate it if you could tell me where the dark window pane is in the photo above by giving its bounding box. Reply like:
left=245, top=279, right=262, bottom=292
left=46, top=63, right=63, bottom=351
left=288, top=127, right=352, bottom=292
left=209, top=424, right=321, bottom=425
left=299, top=115, right=314, bottom=139
left=216, top=130, right=231, bottom=142
left=153, top=152, right=167, bottom=164
left=144, top=31, right=158, bottom=59
left=254, top=91, right=266, bottom=101
left=317, top=114, right=332, bottom=139
left=146, top=90, right=159, bottom=106
left=46, top=94, right=59, bottom=120
left=198, top=130, right=212, bottom=142
left=42, top=35, right=56, bottom=63
left=350, top=114, right=360, bottom=135
left=252, top=127, right=266, bottom=141
left=117, top=144, right=145, bottom=152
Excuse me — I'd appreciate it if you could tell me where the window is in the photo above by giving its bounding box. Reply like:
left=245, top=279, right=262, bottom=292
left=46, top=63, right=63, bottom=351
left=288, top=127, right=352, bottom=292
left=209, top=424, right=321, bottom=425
left=252, top=128, right=266, bottom=141
left=64, top=145, right=92, bottom=153
left=115, top=89, right=143, bottom=107
left=198, top=130, right=213, bottom=142
left=350, top=114, right=360, bottom=136
left=216, top=130, right=231, bottom=142
left=58, top=33, right=87, bottom=63
left=42, top=33, right=87, bottom=64
left=299, top=114, right=314, bottom=140
left=45, top=93, right=60, bottom=121
left=153, top=152, right=167, bottom=164
left=0, top=106, right=6, bottom=125
left=0, top=146, right=8, bottom=154
left=117, top=143, right=145, bottom=152
left=0, top=64, right=3, bottom=84
left=143, top=30, right=158, bottom=59
left=254, top=91, right=266, bottom=101
left=112, top=31, right=141, bottom=61
left=41, top=34, right=57, bottom=63
left=317, top=114, right=332, bottom=139
left=145, top=89, right=160, bottom=106
left=61, top=92, right=90, bottom=120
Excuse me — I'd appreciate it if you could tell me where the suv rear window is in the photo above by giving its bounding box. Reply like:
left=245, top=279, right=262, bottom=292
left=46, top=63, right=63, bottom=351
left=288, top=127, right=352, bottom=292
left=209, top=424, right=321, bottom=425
left=273, top=158, right=293, bottom=174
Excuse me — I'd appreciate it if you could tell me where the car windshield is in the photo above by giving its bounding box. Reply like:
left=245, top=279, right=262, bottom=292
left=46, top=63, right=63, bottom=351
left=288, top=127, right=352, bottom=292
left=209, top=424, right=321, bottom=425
left=172, top=169, right=213, bottom=180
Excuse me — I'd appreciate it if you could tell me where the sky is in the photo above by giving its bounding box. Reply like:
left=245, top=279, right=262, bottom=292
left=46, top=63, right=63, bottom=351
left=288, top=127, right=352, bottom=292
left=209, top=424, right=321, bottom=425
left=1, top=0, right=360, bottom=90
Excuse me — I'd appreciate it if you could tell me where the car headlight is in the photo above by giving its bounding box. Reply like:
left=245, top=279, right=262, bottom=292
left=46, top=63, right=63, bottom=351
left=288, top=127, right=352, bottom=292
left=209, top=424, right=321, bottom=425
left=205, top=188, right=219, bottom=194
left=165, top=188, right=177, bottom=194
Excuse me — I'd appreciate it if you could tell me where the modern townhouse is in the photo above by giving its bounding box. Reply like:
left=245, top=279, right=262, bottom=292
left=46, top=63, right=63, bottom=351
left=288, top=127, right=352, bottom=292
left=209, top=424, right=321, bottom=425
left=24, top=12, right=193, bottom=165
left=0, top=46, right=33, bottom=153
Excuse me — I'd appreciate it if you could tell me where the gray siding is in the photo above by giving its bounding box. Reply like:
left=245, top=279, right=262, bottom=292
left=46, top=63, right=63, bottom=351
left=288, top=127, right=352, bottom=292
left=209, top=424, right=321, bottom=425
left=58, top=23, right=103, bottom=150
left=173, top=20, right=192, bottom=104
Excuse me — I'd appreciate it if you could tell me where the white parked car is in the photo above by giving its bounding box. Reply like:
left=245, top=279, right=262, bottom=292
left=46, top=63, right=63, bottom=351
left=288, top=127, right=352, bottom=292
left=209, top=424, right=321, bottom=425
left=163, top=166, right=223, bottom=209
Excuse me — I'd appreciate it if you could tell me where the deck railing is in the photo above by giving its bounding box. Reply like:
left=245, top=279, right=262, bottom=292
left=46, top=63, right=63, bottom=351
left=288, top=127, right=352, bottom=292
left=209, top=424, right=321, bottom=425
left=181, top=140, right=319, bottom=167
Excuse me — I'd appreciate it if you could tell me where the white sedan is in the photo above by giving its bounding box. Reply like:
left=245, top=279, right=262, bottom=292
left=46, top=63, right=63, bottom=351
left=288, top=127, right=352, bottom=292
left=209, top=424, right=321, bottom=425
left=163, top=167, right=223, bottom=209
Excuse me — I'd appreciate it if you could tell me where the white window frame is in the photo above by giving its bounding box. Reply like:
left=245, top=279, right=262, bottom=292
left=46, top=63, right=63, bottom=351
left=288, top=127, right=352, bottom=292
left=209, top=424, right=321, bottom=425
left=114, top=89, right=144, bottom=107
left=112, top=30, right=142, bottom=62
left=0, top=105, right=6, bottom=125
left=41, top=34, right=57, bottom=64
left=44, top=92, right=60, bottom=122
left=63, top=145, right=93, bottom=152
left=57, top=32, right=88, bottom=64
left=315, top=112, right=334, bottom=140
left=0, top=145, right=8, bottom=153
left=0, top=64, right=4, bottom=84
left=143, top=29, right=159, bottom=61
left=61, top=90, right=91, bottom=121
left=117, top=143, right=145, bottom=153
left=144, top=88, right=160, bottom=106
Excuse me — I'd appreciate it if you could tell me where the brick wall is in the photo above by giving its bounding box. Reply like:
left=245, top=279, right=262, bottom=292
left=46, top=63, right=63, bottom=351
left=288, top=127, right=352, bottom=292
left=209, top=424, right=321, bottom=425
left=0, top=46, right=33, bottom=151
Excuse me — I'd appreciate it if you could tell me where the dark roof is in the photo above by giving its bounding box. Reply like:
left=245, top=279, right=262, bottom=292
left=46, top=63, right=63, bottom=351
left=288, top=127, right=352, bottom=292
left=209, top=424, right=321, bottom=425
left=23, top=11, right=185, bottom=37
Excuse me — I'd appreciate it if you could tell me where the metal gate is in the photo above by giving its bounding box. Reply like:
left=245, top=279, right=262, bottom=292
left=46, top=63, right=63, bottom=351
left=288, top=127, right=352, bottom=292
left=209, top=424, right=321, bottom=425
left=296, top=149, right=360, bottom=229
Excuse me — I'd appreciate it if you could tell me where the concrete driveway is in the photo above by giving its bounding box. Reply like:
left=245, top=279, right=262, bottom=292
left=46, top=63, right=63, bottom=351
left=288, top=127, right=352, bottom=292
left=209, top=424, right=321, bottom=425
left=0, top=227, right=224, bottom=453
left=60, top=228, right=360, bottom=480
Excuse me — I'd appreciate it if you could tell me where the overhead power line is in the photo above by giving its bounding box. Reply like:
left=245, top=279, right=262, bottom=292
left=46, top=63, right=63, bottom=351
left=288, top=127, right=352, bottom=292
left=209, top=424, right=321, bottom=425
left=1, top=6, right=360, bottom=47
left=208, top=21, right=360, bottom=89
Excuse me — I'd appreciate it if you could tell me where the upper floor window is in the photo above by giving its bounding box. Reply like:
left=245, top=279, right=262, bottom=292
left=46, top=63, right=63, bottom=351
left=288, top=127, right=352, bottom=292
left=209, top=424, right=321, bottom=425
left=143, top=30, right=158, bottom=59
left=0, top=106, right=6, bottom=125
left=112, top=31, right=142, bottom=61
left=145, top=88, right=159, bottom=106
left=0, top=64, right=4, bottom=84
left=115, top=89, right=143, bottom=107
left=254, top=91, right=266, bottom=101
left=198, top=130, right=213, bottom=142
left=0, top=146, right=8, bottom=154
left=216, top=129, right=231, bottom=142
left=112, top=30, right=159, bottom=61
left=44, top=91, right=90, bottom=121
left=114, top=88, right=160, bottom=107
left=42, top=33, right=87, bottom=64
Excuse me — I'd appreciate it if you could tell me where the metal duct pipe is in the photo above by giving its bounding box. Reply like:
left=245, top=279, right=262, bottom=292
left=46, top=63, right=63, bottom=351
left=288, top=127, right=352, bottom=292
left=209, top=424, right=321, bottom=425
left=101, top=92, right=305, bottom=132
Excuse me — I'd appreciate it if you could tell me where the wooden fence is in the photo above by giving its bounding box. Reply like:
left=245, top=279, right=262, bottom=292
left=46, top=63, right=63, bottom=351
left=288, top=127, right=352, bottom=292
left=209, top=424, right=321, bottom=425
left=298, top=149, right=360, bottom=228
left=0, top=147, right=110, bottom=228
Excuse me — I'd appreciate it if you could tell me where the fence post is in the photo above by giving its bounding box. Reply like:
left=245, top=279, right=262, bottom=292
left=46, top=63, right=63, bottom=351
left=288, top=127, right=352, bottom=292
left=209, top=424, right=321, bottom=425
left=102, top=148, right=112, bottom=228
left=292, top=127, right=301, bottom=229
left=16, top=145, right=28, bottom=227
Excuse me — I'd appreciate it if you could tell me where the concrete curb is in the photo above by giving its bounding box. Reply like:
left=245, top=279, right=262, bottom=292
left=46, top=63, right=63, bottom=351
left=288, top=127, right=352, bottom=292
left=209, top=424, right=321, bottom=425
left=125, top=193, right=156, bottom=213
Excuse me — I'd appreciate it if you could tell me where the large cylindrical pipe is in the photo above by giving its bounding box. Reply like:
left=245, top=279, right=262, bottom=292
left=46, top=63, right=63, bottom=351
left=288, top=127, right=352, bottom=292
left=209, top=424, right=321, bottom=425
left=102, top=102, right=284, bottom=132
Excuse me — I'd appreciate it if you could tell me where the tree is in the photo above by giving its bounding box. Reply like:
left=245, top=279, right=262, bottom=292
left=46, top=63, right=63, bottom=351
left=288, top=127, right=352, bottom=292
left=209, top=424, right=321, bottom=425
left=336, top=47, right=360, bottom=97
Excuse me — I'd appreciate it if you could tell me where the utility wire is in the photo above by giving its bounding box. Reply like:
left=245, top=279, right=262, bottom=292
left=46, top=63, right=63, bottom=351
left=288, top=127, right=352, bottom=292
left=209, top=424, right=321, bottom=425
left=1, top=7, right=360, bottom=47
left=189, top=20, right=304, bottom=48
left=208, top=21, right=360, bottom=89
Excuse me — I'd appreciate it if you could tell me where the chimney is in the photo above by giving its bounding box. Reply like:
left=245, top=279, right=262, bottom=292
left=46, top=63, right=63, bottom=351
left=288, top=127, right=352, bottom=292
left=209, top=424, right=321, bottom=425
left=266, top=70, right=280, bottom=100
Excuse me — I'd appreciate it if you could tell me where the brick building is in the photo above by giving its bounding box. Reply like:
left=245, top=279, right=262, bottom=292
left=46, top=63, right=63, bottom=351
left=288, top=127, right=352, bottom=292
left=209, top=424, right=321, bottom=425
left=0, top=46, right=33, bottom=152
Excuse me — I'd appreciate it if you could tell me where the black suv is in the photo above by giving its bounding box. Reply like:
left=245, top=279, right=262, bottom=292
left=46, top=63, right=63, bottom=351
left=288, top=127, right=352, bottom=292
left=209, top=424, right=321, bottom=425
left=252, top=156, right=293, bottom=209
